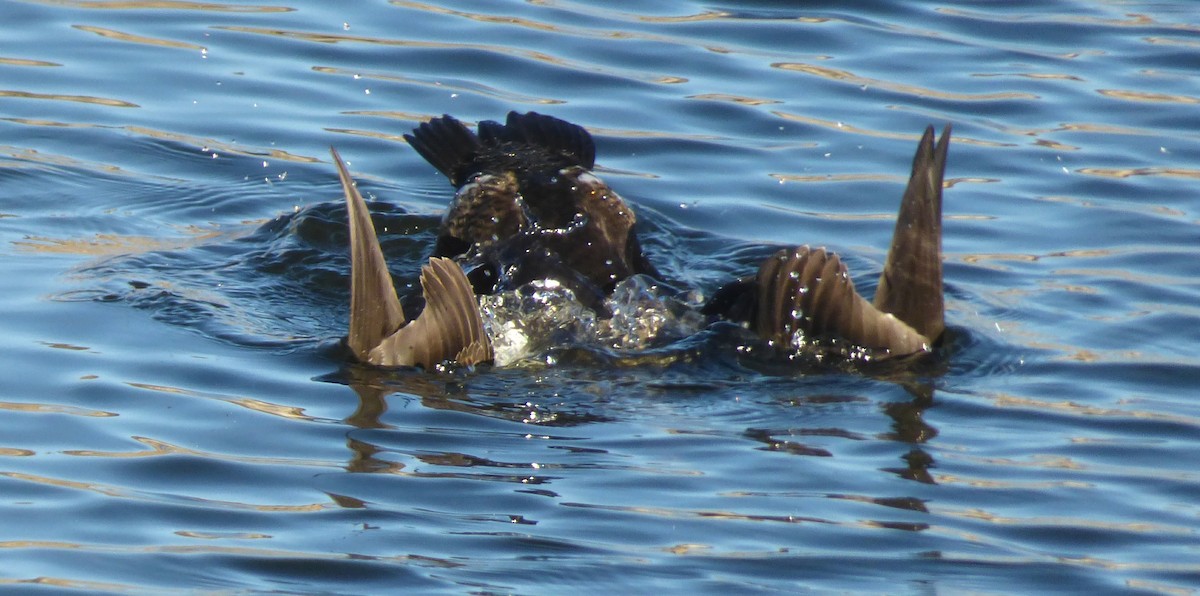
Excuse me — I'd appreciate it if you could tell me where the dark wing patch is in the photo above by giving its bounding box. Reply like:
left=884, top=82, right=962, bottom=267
left=406, top=112, right=596, bottom=186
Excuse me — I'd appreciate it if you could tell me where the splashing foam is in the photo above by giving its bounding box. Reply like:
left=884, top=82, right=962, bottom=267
left=478, top=275, right=705, bottom=367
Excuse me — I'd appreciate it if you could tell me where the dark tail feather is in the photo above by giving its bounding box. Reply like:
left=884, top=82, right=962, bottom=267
left=507, top=111, right=596, bottom=170
left=753, top=246, right=930, bottom=357
left=873, top=125, right=950, bottom=343
left=403, top=114, right=482, bottom=186
left=331, top=147, right=407, bottom=362
left=481, top=111, right=596, bottom=170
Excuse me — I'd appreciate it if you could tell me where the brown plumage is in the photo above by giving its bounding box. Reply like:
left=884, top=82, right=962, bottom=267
left=706, top=125, right=951, bottom=359
left=874, top=125, right=950, bottom=343
left=405, top=111, right=657, bottom=311
left=332, top=147, right=491, bottom=368
left=330, top=113, right=951, bottom=369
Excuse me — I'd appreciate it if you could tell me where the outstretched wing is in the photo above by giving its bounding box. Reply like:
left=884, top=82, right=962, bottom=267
left=331, top=147, right=407, bottom=362
left=753, top=246, right=931, bottom=358
left=369, top=257, right=493, bottom=368
left=332, top=147, right=492, bottom=368
left=874, top=125, right=951, bottom=342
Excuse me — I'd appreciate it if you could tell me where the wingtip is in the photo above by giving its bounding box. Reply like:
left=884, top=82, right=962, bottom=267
left=872, top=124, right=951, bottom=343
left=333, top=147, right=408, bottom=362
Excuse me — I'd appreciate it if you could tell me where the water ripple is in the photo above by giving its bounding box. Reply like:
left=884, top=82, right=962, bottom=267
left=3, top=1, right=1200, bottom=593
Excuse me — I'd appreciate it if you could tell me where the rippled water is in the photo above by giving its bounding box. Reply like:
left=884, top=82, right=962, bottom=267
left=3, top=1, right=1200, bottom=593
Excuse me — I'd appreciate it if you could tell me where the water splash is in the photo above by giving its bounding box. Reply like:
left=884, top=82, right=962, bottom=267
left=479, top=275, right=707, bottom=367
left=597, top=274, right=706, bottom=351
left=479, top=279, right=598, bottom=367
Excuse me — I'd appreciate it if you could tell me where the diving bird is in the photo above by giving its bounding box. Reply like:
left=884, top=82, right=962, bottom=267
left=405, top=111, right=659, bottom=311
left=330, top=112, right=950, bottom=368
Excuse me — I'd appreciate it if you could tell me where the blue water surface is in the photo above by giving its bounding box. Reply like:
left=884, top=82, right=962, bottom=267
left=2, top=1, right=1199, bottom=593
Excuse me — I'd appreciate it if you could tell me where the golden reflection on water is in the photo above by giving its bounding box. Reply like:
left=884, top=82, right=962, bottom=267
left=0, top=401, right=115, bottom=417
left=935, top=7, right=1171, bottom=30
left=772, top=62, right=1038, bottom=102
left=175, top=530, right=271, bottom=540
left=1033, top=138, right=1079, bottom=151
left=217, top=25, right=688, bottom=85
left=687, top=93, right=780, bottom=106
left=126, top=382, right=317, bottom=421
left=14, top=230, right=225, bottom=256
left=1098, top=88, right=1199, bottom=105
left=322, top=127, right=410, bottom=144
left=38, top=341, right=91, bottom=351
left=312, top=65, right=561, bottom=106
left=0, top=89, right=137, bottom=108
left=3, top=470, right=333, bottom=512
left=772, top=173, right=898, bottom=184
left=0, top=576, right=138, bottom=594
left=0, top=540, right=463, bottom=573
left=933, top=473, right=1090, bottom=490
left=988, top=392, right=1200, bottom=428
left=73, top=25, right=206, bottom=51
left=560, top=500, right=928, bottom=534
left=2, top=118, right=319, bottom=167
left=63, top=435, right=341, bottom=473
left=526, top=1, right=831, bottom=28
left=1078, top=166, right=1200, bottom=180
left=0, top=57, right=60, bottom=67
left=772, top=111, right=1013, bottom=148
left=389, top=0, right=808, bottom=58
left=943, top=507, right=1191, bottom=537
left=974, top=72, right=1085, bottom=82
left=1144, top=36, right=1200, bottom=48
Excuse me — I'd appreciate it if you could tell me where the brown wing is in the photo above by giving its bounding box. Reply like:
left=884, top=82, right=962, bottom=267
left=754, top=246, right=931, bottom=357
left=569, top=168, right=658, bottom=279
left=874, top=125, right=951, bottom=342
left=331, top=147, right=407, bottom=362
left=369, top=257, right=493, bottom=368
left=332, top=147, right=492, bottom=369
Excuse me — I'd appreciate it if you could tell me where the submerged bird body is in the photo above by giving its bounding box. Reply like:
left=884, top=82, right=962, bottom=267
left=331, top=111, right=952, bottom=369
left=405, top=112, right=657, bottom=311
